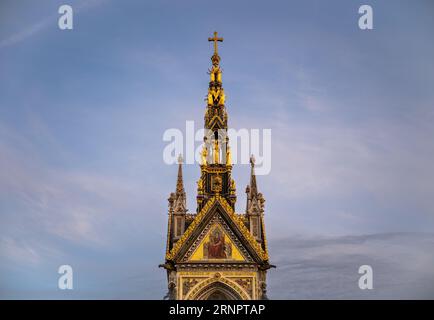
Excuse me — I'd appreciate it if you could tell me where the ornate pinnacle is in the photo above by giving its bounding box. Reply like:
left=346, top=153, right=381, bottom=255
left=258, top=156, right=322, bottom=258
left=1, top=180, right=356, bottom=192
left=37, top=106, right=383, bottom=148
left=176, top=154, right=185, bottom=195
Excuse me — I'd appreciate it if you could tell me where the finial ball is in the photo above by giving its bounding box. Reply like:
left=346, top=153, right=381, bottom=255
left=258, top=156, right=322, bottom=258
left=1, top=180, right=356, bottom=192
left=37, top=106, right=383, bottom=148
left=250, top=155, right=256, bottom=165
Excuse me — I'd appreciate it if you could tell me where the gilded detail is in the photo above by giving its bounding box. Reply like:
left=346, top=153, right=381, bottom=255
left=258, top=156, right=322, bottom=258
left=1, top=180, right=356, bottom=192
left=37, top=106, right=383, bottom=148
left=161, top=32, right=272, bottom=300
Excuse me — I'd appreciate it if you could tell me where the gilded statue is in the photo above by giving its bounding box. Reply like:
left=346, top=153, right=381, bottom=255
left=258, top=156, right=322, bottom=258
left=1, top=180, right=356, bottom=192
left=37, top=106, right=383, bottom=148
left=201, top=145, right=208, bottom=165
left=213, top=139, right=220, bottom=164
left=226, top=145, right=232, bottom=165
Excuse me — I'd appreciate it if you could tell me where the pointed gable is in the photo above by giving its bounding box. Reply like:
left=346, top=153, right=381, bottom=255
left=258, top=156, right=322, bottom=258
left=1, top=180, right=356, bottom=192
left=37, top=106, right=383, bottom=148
left=166, top=196, right=268, bottom=263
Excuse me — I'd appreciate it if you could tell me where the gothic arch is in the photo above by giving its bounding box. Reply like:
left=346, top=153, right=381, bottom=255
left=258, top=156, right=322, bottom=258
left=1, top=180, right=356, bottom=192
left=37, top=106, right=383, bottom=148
left=185, top=276, right=250, bottom=300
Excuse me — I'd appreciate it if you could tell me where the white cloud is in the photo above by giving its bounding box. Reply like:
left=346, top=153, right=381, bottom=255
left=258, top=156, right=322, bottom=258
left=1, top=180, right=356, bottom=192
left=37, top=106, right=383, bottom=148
left=0, top=237, right=42, bottom=266
left=268, top=232, right=434, bottom=299
left=0, top=120, right=160, bottom=259
left=0, top=0, right=109, bottom=49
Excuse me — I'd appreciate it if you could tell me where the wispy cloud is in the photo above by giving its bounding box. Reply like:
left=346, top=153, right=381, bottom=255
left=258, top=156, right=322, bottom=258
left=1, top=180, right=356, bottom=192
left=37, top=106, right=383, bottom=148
left=0, top=0, right=433, bottom=299
left=268, top=232, right=434, bottom=299
left=0, top=0, right=109, bottom=49
left=0, top=19, right=50, bottom=49
left=0, top=118, right=161, bottom=254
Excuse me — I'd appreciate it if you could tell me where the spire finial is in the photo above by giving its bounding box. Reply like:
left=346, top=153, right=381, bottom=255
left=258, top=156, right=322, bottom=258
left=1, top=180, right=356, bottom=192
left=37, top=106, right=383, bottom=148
left=249, top=154, right=257, bottom=195
left=250, top=154, right=256, bottom=166
left=208, top=31, right=223, bottom=66
left=208, top=31, right=223, bottom=55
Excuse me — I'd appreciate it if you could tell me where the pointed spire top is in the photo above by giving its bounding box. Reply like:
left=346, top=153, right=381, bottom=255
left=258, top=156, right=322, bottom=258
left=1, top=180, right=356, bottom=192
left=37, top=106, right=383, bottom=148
left=178, top=154, right=183, bottom=164
left=249, top=154, right=258, bottom=195
left=176, top=154, right=185, bottom=195
left=246, top=154, right=265, bottom=215
left=250, top=155, right=256, bottom=166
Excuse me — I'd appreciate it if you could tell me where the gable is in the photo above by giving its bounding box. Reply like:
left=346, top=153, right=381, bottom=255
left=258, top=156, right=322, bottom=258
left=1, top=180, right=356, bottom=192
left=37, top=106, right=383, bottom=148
left=166, top=195, right=268, bottom=263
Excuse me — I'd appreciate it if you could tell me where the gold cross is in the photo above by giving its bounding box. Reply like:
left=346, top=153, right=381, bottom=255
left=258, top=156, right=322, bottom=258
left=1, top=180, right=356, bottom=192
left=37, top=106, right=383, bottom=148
left=208, top=31, right=223, bottom=55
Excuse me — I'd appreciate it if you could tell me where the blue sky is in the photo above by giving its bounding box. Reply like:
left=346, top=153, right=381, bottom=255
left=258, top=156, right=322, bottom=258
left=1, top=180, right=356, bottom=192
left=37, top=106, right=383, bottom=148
left=0, top=0, right=434, bottom=298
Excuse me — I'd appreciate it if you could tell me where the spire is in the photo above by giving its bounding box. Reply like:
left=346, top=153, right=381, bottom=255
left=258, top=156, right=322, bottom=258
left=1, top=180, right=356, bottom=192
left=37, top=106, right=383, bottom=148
left=205, top=31, right=227, bottom=132
left=167, top=154, right=187, bottom=248
left=197, top=32, right=236, bottom=210
left=204, top=31, right=228, bottom=164
left=246, top=154, right=265, bottom=216
left=176, top=154, right=185, bottom=195
left=169, top=153, right=187, bottom=216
